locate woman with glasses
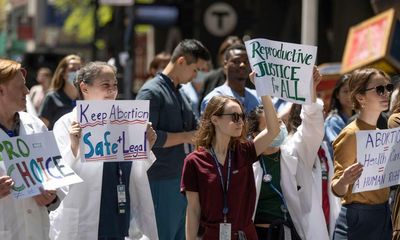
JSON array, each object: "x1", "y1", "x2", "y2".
[
  {"x1": 332, "y1": 68, "x2": 393, "y2": 240},
  {"x1": 49, "y1": 62, "x2": 158, "y2": 240},
  {"x1": 181, "y1": 73, "x2": 280, "y2": 240},
  {"x1": 39, "y1": 55, "x2": 82, "y2": 130},
  {"x1": 0, "y1": 59, "x2": 58, "y2": 240}
]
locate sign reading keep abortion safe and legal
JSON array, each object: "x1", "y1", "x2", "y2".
[
  {"x1": 353, "y1": 127, "x2": 400, "y2": 193},
  {"x1": 0, "y1": 132, "x2": 83, "y2": 199},
  {"x1": 77, "y1": 100, "x2": 150, "y2": 162},
  {"x1": 245, "y1": 38, "x2": 317, "y2": 104}
]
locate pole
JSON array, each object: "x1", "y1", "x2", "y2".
[
  {"x1": 301, "y1": 0, "x2": 318, "y2": 45},
  {"x1": 92, "y1": 0, "x2": 99, "y2": 60}
]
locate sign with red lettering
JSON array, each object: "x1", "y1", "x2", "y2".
[{"x1": 0, "y1": 132, "x2": 83, "y2": 199}]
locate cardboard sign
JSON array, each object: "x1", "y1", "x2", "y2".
[
  {"x1": 353, "y1": 127, "x2": 400, "y2": 193},
  {"x1": 0, "y1": 132, "x2": 83, "y2": 199},
  {"x1": 245, "y1": 38, "x2": 317, "y2": 104},
  {"x1": 77, "y1": 100, "x2": 150, "y2": 162}
]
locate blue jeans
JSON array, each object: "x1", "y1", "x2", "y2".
[
  {"x1": 150, "y1": 178, "x2": 187, "y2": 240},
  {"x1": 333, "y1": 202, "x2": 392, "y2": 240}
]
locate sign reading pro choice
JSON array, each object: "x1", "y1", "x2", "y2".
[
  {"x1": 0, "y1": 132, "x2": 82, "y2": 199},
  {"x1": 353, "y1": 127, "x2": 400, "y2": 193},
  {"x1": 245, "y1": 38, "x2": 317, "y2": 103},
  {"x1": 78, "y1": 100, "x2": 150, "y2": 162}
]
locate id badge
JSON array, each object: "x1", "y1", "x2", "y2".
[
  {"x1": 219, "y1": 223, "x2": 231, "y2": 240},
  {"x1": 117, "y1": 184, "x2": 126, "y2": 214},
  {"x1": 284, "y1": 225, "x2": 292, "y2": 240}
]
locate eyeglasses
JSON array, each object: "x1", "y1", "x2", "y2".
[
  {"x1": 365, "y1": 83, "x2": 394, "y2": 96},
  {"x1": 216, "y1": 112, "x2": 246, "y2": 123}
]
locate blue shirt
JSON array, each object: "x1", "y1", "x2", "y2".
[
  {"x1": 136, "y1": 73, "x2": 197, "y2": 180},
  {"x1": 98, "y1": 162, "x2": 132, "y2": 239},
  {"x1": 200, "y1": 84, "x2": 260, "y2": 114},
  {"x1": 324, "y1": 110, "x2": 348, "y2": 157}
]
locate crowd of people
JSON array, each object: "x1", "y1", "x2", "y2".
[{"x1": 0, "y1": 36, "x2": 399, "y2": 240}]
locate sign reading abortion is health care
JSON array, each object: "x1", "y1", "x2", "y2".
[
  {"x1": 77, "y1": 100, "x2": 149, "y2": 162},
  {"x1": 245, "y1": 38, "x2": 317, "y2": 104},
  {"x1": 0, "y1": 132, "x2": 83, "y2": 199},
  {"x1": 353, "y1": 127, "x2": 400, "y2": 193}
]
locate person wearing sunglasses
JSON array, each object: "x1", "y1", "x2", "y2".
[
  {"x1": 0, "y1": 59, "x2": 59, "y2": 240},
  {"x1": 181, "y1": 72, "x2": 280, "y2": 239},
  {"x1": 332, "y1": 68, "x2": 393, "y2": 240}
]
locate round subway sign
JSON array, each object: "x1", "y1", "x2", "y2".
[{"x1": 203, "y1": 2, "x2": 237, "y2": 37}]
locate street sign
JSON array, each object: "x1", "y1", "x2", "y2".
[{"x1": 204, "y1": 2, "x2": 237, "y2": 37}]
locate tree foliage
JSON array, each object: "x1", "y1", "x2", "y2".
[{"x1": 53, "y1": 0, "x2": 113, "y2": 43}]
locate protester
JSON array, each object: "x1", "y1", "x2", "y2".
[
  {"x1": 0, "y1": 59, "x2": 58, "y2": 240},
  {"x1": 200, "y1": 36, "x2": 243, "y2": 101},
  {"x1": 181, "y1": 60, "x2": 212, "y2": 119},
  {"x1": 248, "y1": 67, "x2": 333, "y2": 240},
  {"x1": 331, "y1": 68, "x2": 393, "y2": 240},
  {"x1": 181, "y1": 72, "x2": 280, "y2": 239},
  {"x1": 148, "y1": 52, "x2": 171, "y2": 79},
  {"x1": 29, "y1": 67, "x2": 52, "y2": 113},
  {"x1": 324, "y1": 74, "x2": 354, "y2": 156},
  {"x1": 201, "y1": 44, "x2": 260, "y2": 114},
  {"x1": 136, "y1": 39, "x2": 210, "y2": 240},
  {"x1": 39, "y1": 55, "x2": 82, "y2": 130},
  {"x1": 49, "y1": 61, "x2": 158, "y2": 240}
]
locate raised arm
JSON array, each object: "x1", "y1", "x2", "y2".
[{"x1": 251, "y1": 72, "x2": 280, "y2": 156}]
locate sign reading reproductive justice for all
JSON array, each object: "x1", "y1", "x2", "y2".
[
  {"x1": 0, "y1": 132, "x2": 83, "y2": 199},
  {"x1": 245, "y1": 38, "x2": 317, "y2": 104},
  {"x1": 353, "y1": 127, "x2": 400, "y2": 193},
  {"x1": 77, "y1": 100, "x2": 150, "y2": 162}
]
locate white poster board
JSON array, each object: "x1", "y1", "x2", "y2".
[
  {"x1": 353, "y1": 127, "x2": 400, "y2": 193},
  {"x1": 77, "y1": 100, "x2": 150, "y2": 162},
  {"x1": 0, "y1": 131, "x2": 83, "y2": 199},
  {"x1": 245, "y1": 38, "x2": 317, "y2": 104}
]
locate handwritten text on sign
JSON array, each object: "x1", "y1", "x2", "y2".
[
  {"x1": 0, "y1": 132, "x2": 83, "y2": 199},
  {"x1": 245, "y1": 38, "x2": 317, "y2": 104},
  {"x1": 353, "y1": 127, "x2": 400, "y2": 193},
  {"x1": 77, "y1": 100, "x2": 149, "y2": 162}
]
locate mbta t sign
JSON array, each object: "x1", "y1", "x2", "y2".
[{"x1": 203, "y1": 2, "x2": 237, "y2": 37}]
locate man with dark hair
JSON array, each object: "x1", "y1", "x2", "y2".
[
  {"x1": 136, "y1": 39, "x2": 210, "y2": 240},
  {"x1": 201, "y1": 43, "x2": 260, "y2": 114}
]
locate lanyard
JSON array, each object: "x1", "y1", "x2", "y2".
[
  {"x1": 210, "y1": 147, "x2": 232, "y2": 223},
  {"x1": 259, "y1": 156, "x2": 288, "y2": 221}
]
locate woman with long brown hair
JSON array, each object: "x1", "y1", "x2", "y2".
[{"x1": 181, "y1": 73, "x2": 280, "y2": 239}]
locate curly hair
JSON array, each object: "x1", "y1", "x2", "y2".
[
  {"x1": 247, "y1": 105, "x2": 264, "y2": 138},
  {"x1": 194, "y1": 95, "x2": 247, "y2": 149}
]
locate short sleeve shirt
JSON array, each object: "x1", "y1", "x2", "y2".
[
  {"x1": 181, "y1": 141, "x2": 258, "y2": 235},
  {"x1": 39, "y1": 90, "x2": 75, "y2": 130}
]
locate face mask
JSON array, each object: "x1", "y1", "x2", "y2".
[
  {"x1": 192, "y1": 71, "x2": 206, "y2": 84},
  {"x1": 269, "y1": 123, "x2": 288, "y2": 147},
  {"x1": 67, "y1": 71, "x2": 77, "y2": 85}
]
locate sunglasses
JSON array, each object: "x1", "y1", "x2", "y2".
[
  {"x1": 216, "y1": 112, "x2": 246, "y2": 123},
  {"x1": 365, "y1": 83, "x2": 394, "y2": 96}
]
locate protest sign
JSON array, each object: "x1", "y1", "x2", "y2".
[
  {"x1": 353, "y1": 127, "x2": 400, "y2": 193},
  {"x1": 77, "y1": 100, "x2": 149, "y2": 162},
  {"x1": 245, "y1": 38, "x2": 317, "y2": 104},
  {"x1": 0, "y1": 131, "x2": 83, "y2": 199}
]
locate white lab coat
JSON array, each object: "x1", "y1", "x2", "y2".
[
  {"x1": 0, "y1": 112, "x2": 52, "y2": 240},
  {"x1": 253, "y1": 100, "x2": 331, "y2": 240},
  {"x1": 49, "y1": 111, "x2": 158, "y2": 240}
]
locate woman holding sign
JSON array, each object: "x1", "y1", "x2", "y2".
[
  {"x1": 181, "y1": 72, "x2": 280, "y2": 240},
  {"x1": 248, "y1": 67, "x2": 332, "y2": 240},
  {"x1": 331, "y1": 68, "x2": 393, "y2": 240},
  {"x1": 49, "y1": 61, "x2": 158, "y2": 240},
  {"x1": 0, "y1": 59, "x2": 58, "y2": 240}
]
